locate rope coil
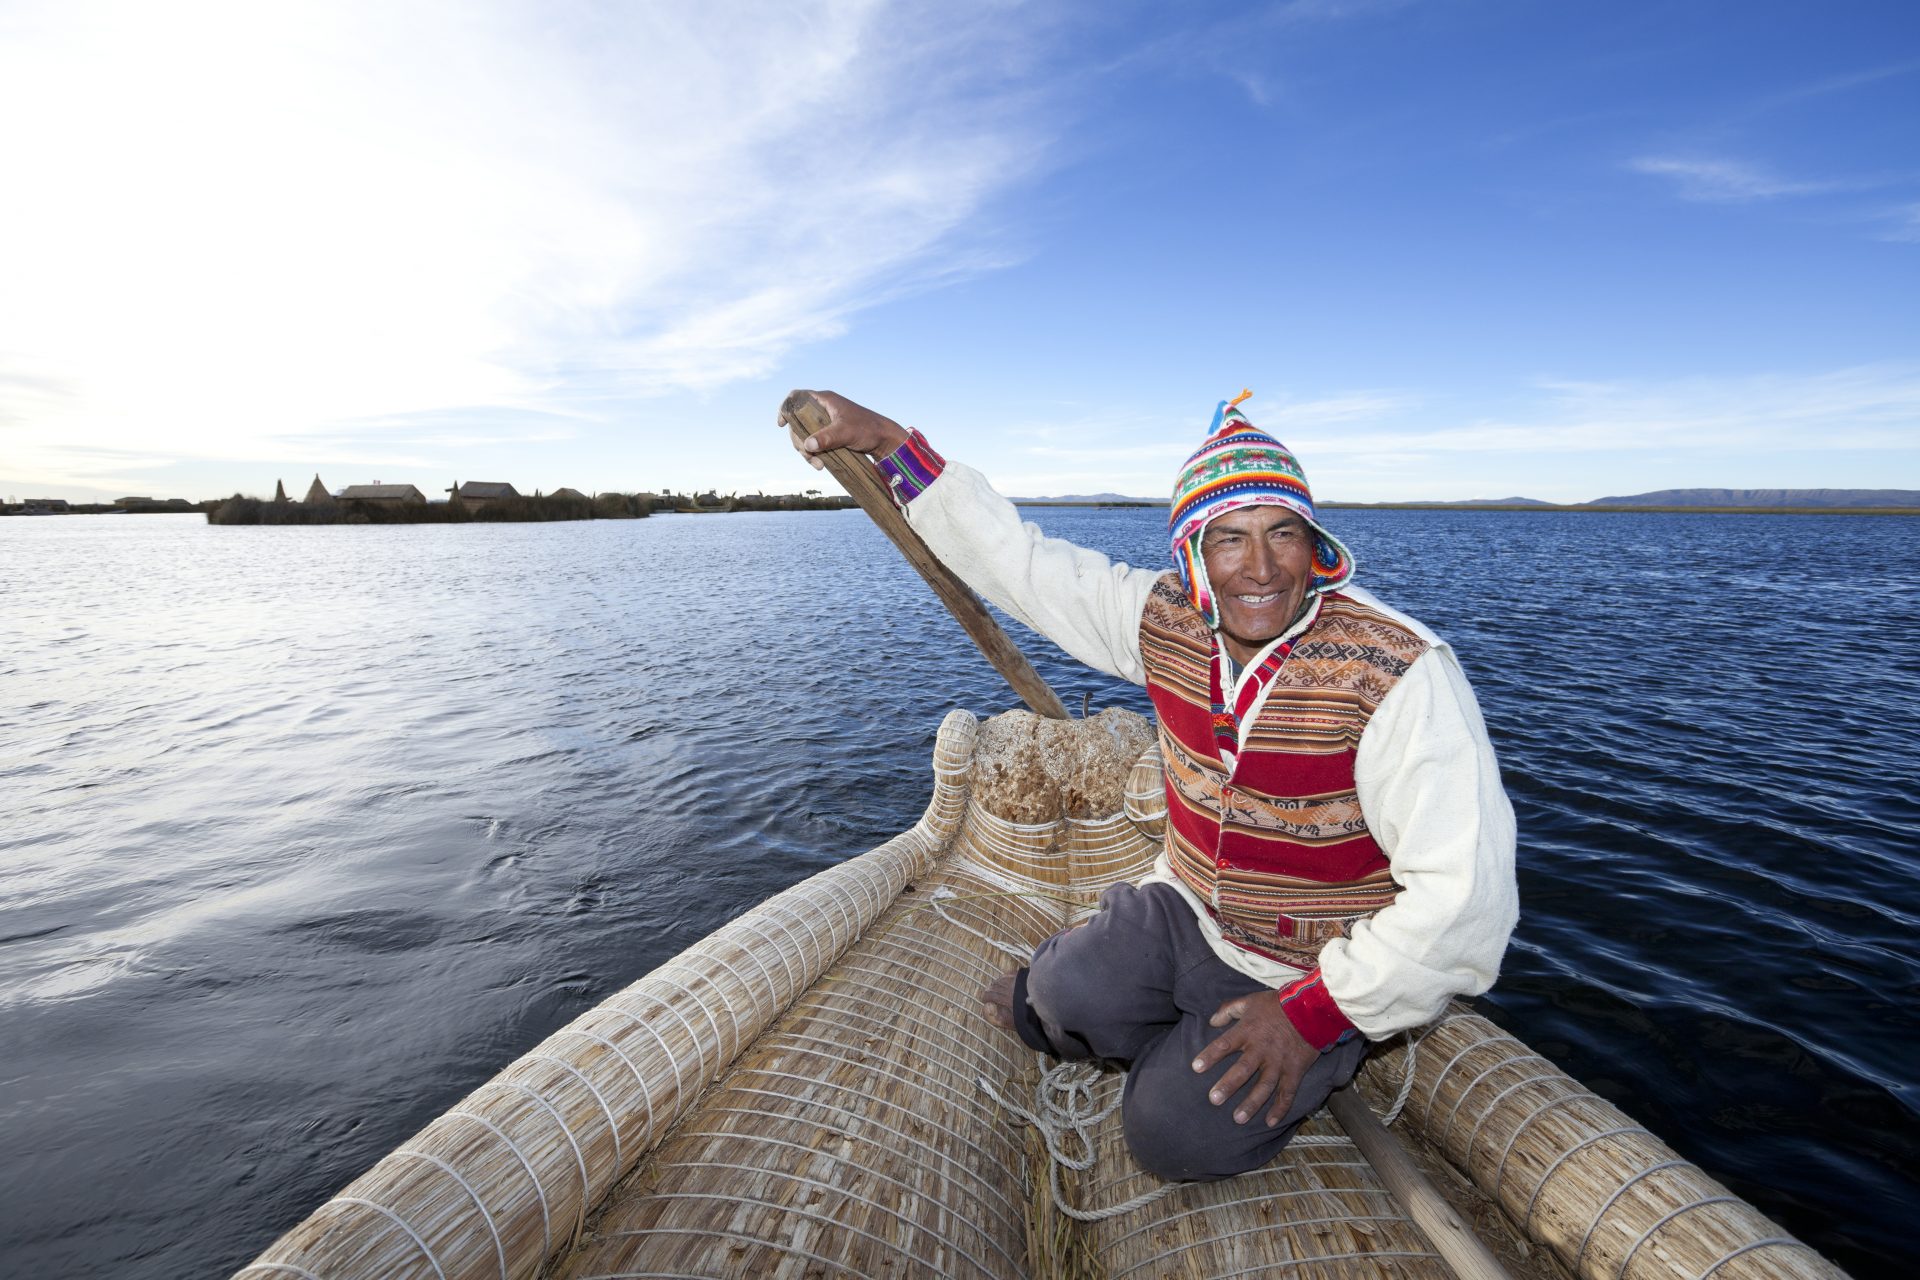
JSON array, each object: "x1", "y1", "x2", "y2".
[
  {"x1": 929, "y1": 886, "x2": 1363, "y2": 1223},
  {"x1": 981, "y1": 1062, "x2": 1177, "y2": 1222}
]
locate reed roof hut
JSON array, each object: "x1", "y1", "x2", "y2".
[
  {"x1": 304, "y1": 475, "x2": 334, "y2": 505},
  {"x1": 338, "y1": 483, "x2": 427, "y2": 505},
  {"x1": 450, "y1": 480, "x2": 519, "y2": 504}
]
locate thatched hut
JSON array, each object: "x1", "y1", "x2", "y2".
[
  {"x1": 337, "y1": 484, "x2": 427, "y2": 506},
  {"x1": 449, "y1": 480, "x2": 519, "y2": 511}
]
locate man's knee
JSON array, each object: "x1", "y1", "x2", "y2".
[
  {"x1": 1121, "y1": 1081, "x2": 1284, "y2": 1182},
  {"x1": 1023, "y1": 904, "x2": 1172, "y2": 1045},
  {"x1": 1120, "y1": 1035, "x2": 1367, "y2": 1182}
]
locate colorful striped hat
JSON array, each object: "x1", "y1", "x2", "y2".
[{"x1": 1170, "y1": 392, "x2": 1355, "y2": 628}]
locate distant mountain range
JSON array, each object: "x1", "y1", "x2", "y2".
[
  {"x1": 1581, "y1": 488, "x2": 1920, "y2": 508},
  {"x1": 1011, "y1": 492, "x2": 1164, "y2": 504},
  {"x1": 1343, "y1": 488, "x2": 1920, "y2": 509},
  {"x1": 1422, "y1": 496, "x2": 1556, "y2": 507}
]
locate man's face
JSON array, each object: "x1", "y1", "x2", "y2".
[{"x1": 1199, "y1": 505, "x2": 1315, "y2": 664}]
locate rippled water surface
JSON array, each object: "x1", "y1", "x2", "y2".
[{"x1": 3, "y1": 509, "x2": 1916, "y2": 1277}]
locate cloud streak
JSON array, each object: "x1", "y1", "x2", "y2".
[
  {"x1": 1294, "y1": 365, "x2": 1920, "y2": 460},
  {"x1": 1627, "y1": 155, "x2": 1836, "y2": 203},
  {"x1": 981, "y1": 367, "x2": 1920, "y2": 502},
  {"x1": 1880, "y1": 204, "x2": 1920, "y2": 243}
]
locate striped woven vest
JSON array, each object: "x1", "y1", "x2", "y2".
[{"x1": 1138, "y1": 572, "x2": 1429, "y2": 970}]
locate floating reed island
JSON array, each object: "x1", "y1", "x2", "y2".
[
  {"x1": 236, "y1": 707, "x2": 1848, "y2": 1280},
  {"x1": 206, "y1": 475, "x2": 856, "y2": 525}
]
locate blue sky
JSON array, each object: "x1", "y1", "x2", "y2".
[{"x1": 2, "y1": 0, "x2": 1916, "y2": 504}]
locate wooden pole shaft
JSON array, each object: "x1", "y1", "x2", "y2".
[
  {"x1": 1326, "y1": 1088, "x2": 1516, "y2": 1280},
  {"x1": 780, "y1": 391, "x2": 1071, "y2": 720}
]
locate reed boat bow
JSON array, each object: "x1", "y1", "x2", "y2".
[{"x1": 239, "y1": 708, "x2": 1846, "y2": 1280}]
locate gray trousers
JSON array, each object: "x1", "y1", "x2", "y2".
[{"x1": 1010, "y1": 882, "x2": 1366, "y2": 1182}]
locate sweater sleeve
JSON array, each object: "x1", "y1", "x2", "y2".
[
  {"x1": 898, "y1": 455, "x2": 1162, "y2": 687},
  {"x1": 1316, "y1": 645, "x2": 1519, "y2": 1039}
]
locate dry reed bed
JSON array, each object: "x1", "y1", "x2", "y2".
[
  {"x1": 551, "y1": 864, "x2": 1058, "y2": 1279},
  {"x1": 1084, "y1": 1101, "x2": 1452, "y2": 1280},
  {"x1": 548, "y1": 709, "x2": 1159, "y2": 1278}
]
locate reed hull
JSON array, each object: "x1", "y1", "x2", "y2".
[{"x1": 238, "y1": 709, "x2": 1846, "y2": 1280}]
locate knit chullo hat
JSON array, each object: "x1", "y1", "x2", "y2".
[{"x1": 1169, "y1": 391, "x2": 1355, "y2": 628}]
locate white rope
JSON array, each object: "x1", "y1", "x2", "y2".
[
  {"x1": 928, "y1": 885, "x2": 1051, "y2": 964},
  {"x1": 1617, "y1": 1196, "x2": 1739, "y2": 1280},
  {"x1": 1375, "y1": 1010, "x2": 1472, "y2": 1127},
  {"x1": 982, "y1": 1057, "x2": 1352, "y2": 1225},
  {"x1": 332, "y1": 1197, "x2": 448, "y2": 1280},
  {"x1": 979, "y1": 1060, "x2": 1177, "y2": 1221},
  {"x1": 983, "y1": 1061, "x2": 1112, "y2": 1172},
  {"x1": 1575, "y1": 1158, "x2": 1688, "y2": 1272},
  {"x1": 389, "y1": 1148, "x2": 510, "y2": 1280},
  {"x1": 932, "y1": 888, "x2": 1349, "y2": 1223},
  {"x1": 928, "y1": 888, "x2": 1168, "y2": 1220},
  {"x1": 1381, "y1": 1027, "x2": 1421, "y2": 1125},
  {"x1": 1697, "y1": 1237, "x2": 1807, "y2": 1279}
]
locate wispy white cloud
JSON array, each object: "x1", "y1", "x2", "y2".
[
  {"x1": 1740, "y1": 57, "x2": 1920, "y2": 117},
  {"x1": 1258, "y1": 390, "x2": 1421, "y2": 428},
  {"x1": 1295, "y1": 365, "x2": 1920, "y2": 461},
  {"x1": 987, "y1": 388, "x2": 1420, "y2": 497},
  {"x1": 1100, "y1": 0, "x2": 1414, "y2": 102},
  {"x1": 1879, "y1": 203, "x2": 1920, "y2": 243},
  {"x1": 1272, "y1": 0, "x2": 1420, "y2": 23},
  {"x1": 0, "y1": 0, "x2": 1067, "y2": 491},
  {"x1": 975, "y1": 367, "x2": 1920, "y2": 503},
  {"x1": 1010, "y1": 389, "x2": 1416, "y2": 464},
  {"x1": 1627, "y1": 155, "x2": 1835, "y2": 202}
]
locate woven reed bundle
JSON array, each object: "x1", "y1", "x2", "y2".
[
  {"x1": 235, "y1": 712, "x2": 981, "y2": 1280},
  {"x1": 546, "y1": 709, "x2": 1158, "y2": 1279},
  {"x1": 1077, "y1": 1088, "x2": 1453, "y2": 1280},
  {"x1": 551, "y1": 862, "x2": 1058, "y2": 1279},
  {"x1": 1355, "y1": 1010, "x2": 1845, "y2": 1280}
]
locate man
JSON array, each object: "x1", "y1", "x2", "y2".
[{"x1": 792, "y1": 389, "x2": 1518, "y2": 1182}]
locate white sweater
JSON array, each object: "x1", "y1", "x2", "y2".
[{"x1": 907, "y1": 461, "x2": 1520, "y2": 1039}]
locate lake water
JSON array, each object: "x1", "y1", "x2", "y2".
[{"x1": 2, "y1": 508, "x2": 1916, "y2": 1278}]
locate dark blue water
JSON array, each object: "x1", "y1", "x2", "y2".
[{"x1": 1, "y1": 509, "x2": 1914, "y2": 1277}]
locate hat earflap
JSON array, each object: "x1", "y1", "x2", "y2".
[{"x1": 1177, "y1": 530, "x2": 1221, "y2": 630}]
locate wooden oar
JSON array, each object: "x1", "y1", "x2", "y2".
[
  {"x1": 781, "y1": 386, "x2": 1513, "y2": 1280},
  {"x1": 780, "y1": 390, "x2": 1070, "y2": 720},
  {"x1": 1328, "y1": 1088, "x2": 1515, "y2": 1280}
]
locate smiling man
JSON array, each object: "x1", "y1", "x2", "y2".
[{"x1": 792, "y1": 390, "x2": 1518, "y2": 1182}]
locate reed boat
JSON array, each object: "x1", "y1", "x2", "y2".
[{"x1": 237, "y1": 705, "x2": 1849, "y2": 1280}]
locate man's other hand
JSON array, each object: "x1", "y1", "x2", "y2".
[
  {"x1": 782, "y1": 390, "x2": 911, "y2": 469},
  {"x1": 1191, "y1": 992, "x2": 1320, "y2": 1127}
]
